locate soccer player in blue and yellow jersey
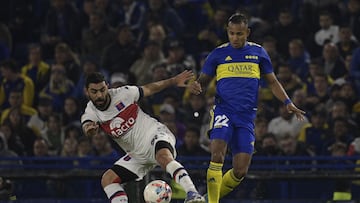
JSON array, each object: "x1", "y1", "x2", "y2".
[
  {"x1": 188, "y1": 13, "x2": 306, "y2": 203},
  {"x1": 0, "y1": 59, "x2": 35, "y2": 109}
]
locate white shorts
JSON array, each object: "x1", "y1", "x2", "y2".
[{"x1": 114, "y1": 126, "x2": 177, "y2": 180}]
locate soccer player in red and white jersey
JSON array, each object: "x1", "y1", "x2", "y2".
[{"x1": 81, "y1": 71, "x2": 205, "y2": 203}]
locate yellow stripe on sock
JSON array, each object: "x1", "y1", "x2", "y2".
[
  {"x1": 229, "y1": 169, "x2": 243, "y2": 182},
  {"x1": 209, "y1": 161, "x2": 223, "y2": 171}
]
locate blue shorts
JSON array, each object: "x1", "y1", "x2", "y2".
[{"x1": 209, "y1": 106, "x2": 255, "y2": 155}]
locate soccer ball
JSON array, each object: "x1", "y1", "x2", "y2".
[{"x1": 143, "y1": 179, "x2": 172, "y2": 203}]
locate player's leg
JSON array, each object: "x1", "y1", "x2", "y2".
[
  {"x1": 219, "y1": 153, "x2": 250, "y2": 198},
  {"x1": 207, "y1": 139, "x2": 227, "y2": 203},
  {"x1": 155, "y1": 141, "x2": 205, "y2": 203},
  {"x1": 206, "y1": 108, "x2": 232, "y2": 203},
  {"x1": 219, "y1": 127, "x2": 254, "y2": 198},
  {"x1": 101, "y1": 156, "x2": 139, "y2": 203}
]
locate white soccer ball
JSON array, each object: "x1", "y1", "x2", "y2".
[{"x1": 143, "y1": 180, "x2": 172, "y2": 203}]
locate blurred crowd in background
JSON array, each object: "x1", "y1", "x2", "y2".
[{"x1": 0, "y1": 0, "x2": 359, "y2": 167}]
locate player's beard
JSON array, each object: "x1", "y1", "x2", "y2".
[{"x1": 93, "y1": 94, "x2": 110, "y2": 110}]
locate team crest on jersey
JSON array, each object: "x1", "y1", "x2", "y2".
[{"x1": 116, "y1": 102, "x2": 125, "y2": 111}]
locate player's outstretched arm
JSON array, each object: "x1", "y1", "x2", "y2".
[
  {"x1": 264, "y1": 72, "x2": 306, "y2": 121},
  {"x1": 141, "y1": 70, "x2": 194, "y2": 97}
]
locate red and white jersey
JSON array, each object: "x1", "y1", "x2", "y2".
[{"x1": 81, "y1": 86, "x2": 172, "y2": 158}]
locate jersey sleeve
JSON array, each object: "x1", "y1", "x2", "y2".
[
  {"x1": 201, "y1": 50, "x2": 218, "y2": 77},
  {"x1": 259, "y1": 47, "x2": 274, "y2": 75},
  {"x1": 113, "y1": 85, "x2": 143, "y2": 102},
  {"x1": 81, "y1": 106, "x2": 98, "y2": 125}
]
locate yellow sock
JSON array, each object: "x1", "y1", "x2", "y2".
[
  {"x1": 207, "y1": 162, "x2": 223, "y2": 203},
  {"x1": 333, "y1": 191, "x2": 352, "y2": 200},
  {"x1": 220, "y1": 169, "x2": 243, "y2": 198}
]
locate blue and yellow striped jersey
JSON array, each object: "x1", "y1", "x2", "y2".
[{"x1": 202, "y1": 42, "x2": 273, "y2": 121}]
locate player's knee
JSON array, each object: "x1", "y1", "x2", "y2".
[
  {"x1": 211, "y1": 151, "x2": 226, "y2": 163},
  {"x1": 101, "y1": 169, "x2": 119, "y2": 187},
  {"x1": 155, "y1": 149, "x2": 174, "y2": 169},
  {"x1": 155, "y1": 141, "x2": 175, "y2": 169},
  {"x1": 233, "y1": 167, "x2": 248, "y2": 179}
]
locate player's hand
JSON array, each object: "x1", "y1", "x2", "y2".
[
  {"x1": 83, "y1": 121, "x2": 99, "y2": 137},
  {"x1": 173, "y1": 70, "x2": 194, "y2": 87},
  {"x1": 286, "y1": 103, "x2": 306, "y2": 121},
  {"x1": 188, "y1": 81, "x2": 202, "y2": 95}
]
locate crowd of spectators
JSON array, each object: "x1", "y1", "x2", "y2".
[{"x1": 0, "y1": 0, "x2": 359, "y2": 171}]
